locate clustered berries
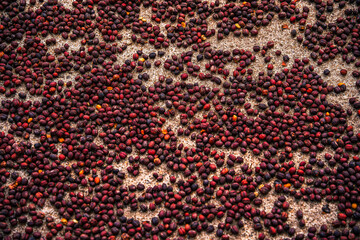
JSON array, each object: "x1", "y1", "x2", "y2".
[{"x1": 0, "y1": 0, "x2": 360, "y2": 240}]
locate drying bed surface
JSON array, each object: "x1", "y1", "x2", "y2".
[{"x1": 0, "y1": 0, "x2": 360, "y2": 239}]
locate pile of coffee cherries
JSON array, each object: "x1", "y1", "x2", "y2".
[{"x1": 0, "y1": 0, "x2": 360, "y2": 239}]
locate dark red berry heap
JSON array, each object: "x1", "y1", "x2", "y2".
[{"x1": 1, "y1": 0, "x2": 360, "y2": 240}]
